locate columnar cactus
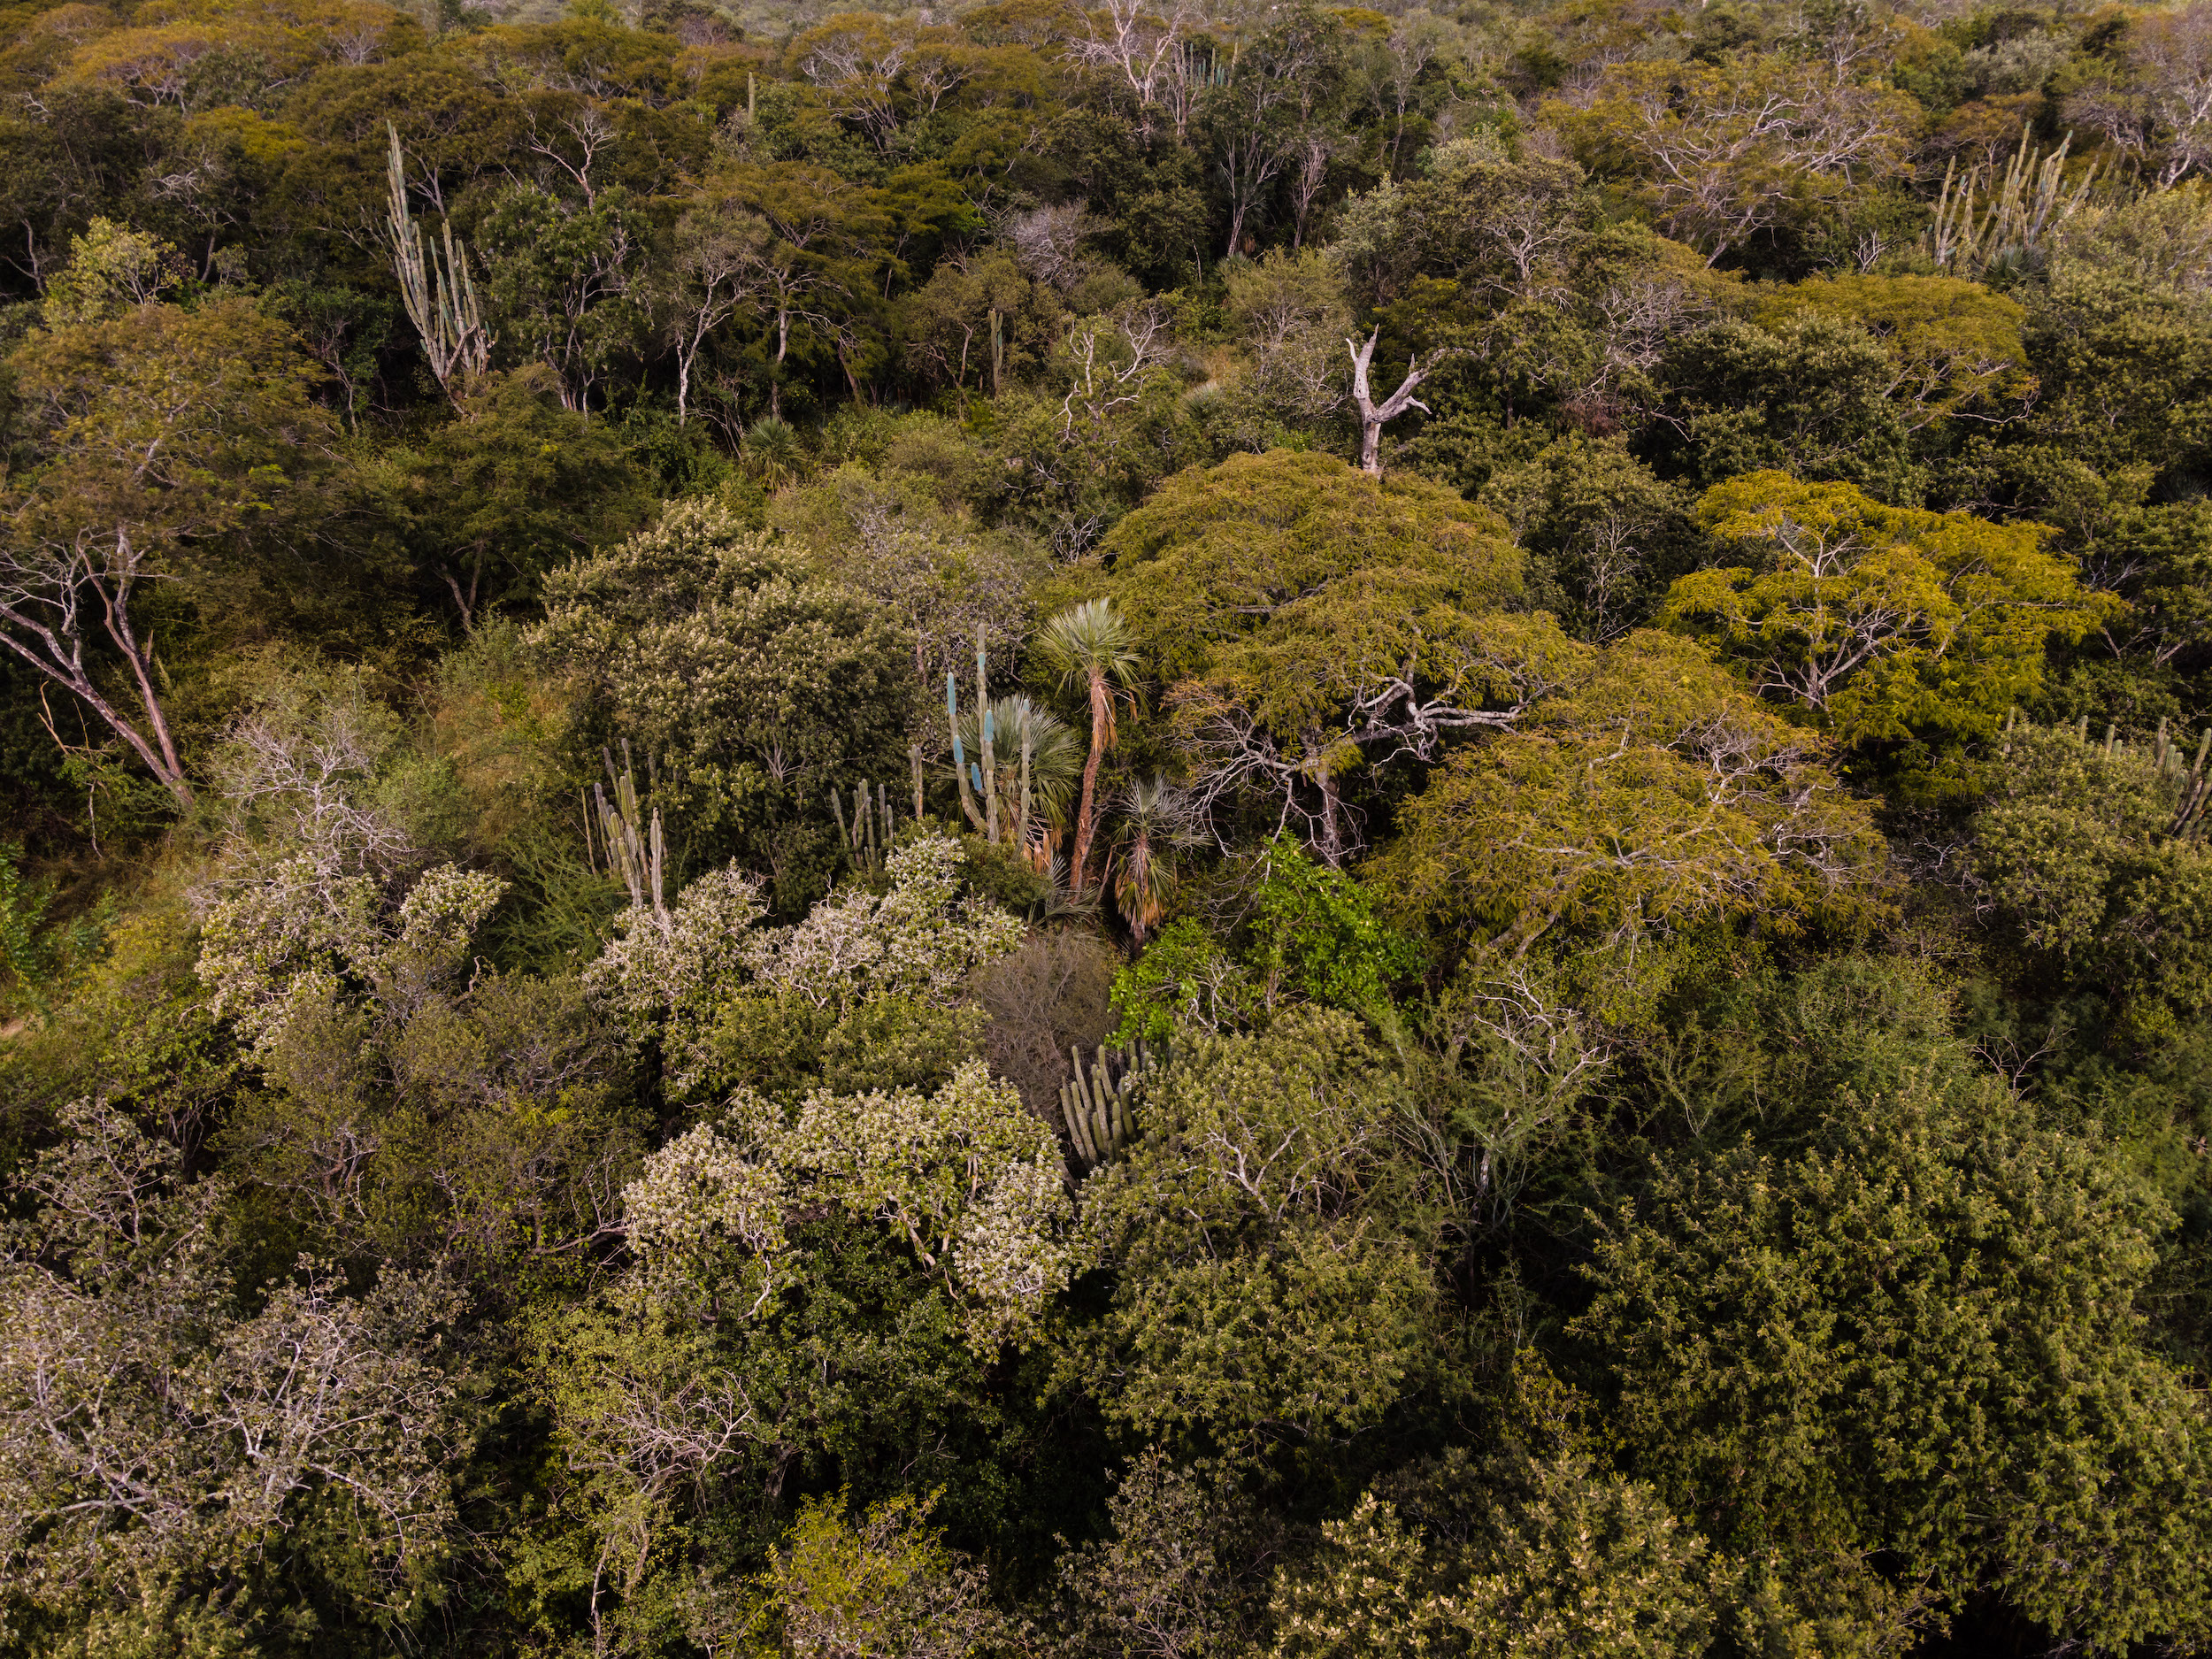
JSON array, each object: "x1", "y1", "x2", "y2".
[
  {"x1": 829, "y1": 780, "x2": 895, "y2": 878},
  {"x1": 595, "y1": 744, "x2": 667, "y2": 929},
  {"x1": 1060, "y1": 1037, "x2": 1168, "y2": 1175}
]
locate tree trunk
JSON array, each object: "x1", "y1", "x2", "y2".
[
  {"x1": 1347, "y1": 330, "x2": 1435, "y2": 479},
  {"x1": 1306, "y1": 728, "x2": 1342, "y2": 866},
  {"x1": 3, "y1": 600, "x2": 195, "y2": 810},
  {"x1": 99, "y1": 565, "x2": 190, "y2": 801},
  {"x1": 1071, "y1": 667, "x2": 1109, "y2": 894}
]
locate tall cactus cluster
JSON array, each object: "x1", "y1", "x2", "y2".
[
  {"x1": 589, "y1": 743, "x2": 668, "y2": 928},
  {"x1": 1060, "y1": 1037, "x2": 1168, "y2": 1175},
  {"x1": 2151, "y1": 718, "x2": 2212, "y2": 838},
  {"x1": 1925, "y1": 127, "x2": 2093, "y2": 279},
  {"x1": 829, "y1": 780, "x2": 897, "y2": 878},
  {"x1": 384, "y1": 123, "x2": 489, "y2": 397}
]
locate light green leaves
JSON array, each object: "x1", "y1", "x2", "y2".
[{"x1": 1669, "y1": 471, "x2": 2111, "y2": 750}]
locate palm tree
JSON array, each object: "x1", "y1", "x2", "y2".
[
  {"x1": 1106, "y1": 775, "x2": 1197, "y2": 942},
  {"x1": 1036, "y1": 599, "x2": 1141, "y2": 895}
]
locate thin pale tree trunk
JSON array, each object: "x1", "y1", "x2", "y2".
[{"x1": 1071, "y1": 667, "x2": 1110, "y2": 894}]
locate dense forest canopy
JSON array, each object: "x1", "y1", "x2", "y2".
[{"x1": 5, "y1": 0, "x2": 2212, "y2": 1651}]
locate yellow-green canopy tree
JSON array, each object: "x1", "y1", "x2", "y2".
[
  {"x1": 1097, "y1": 448, "x2": 1578, "y2": 863},
  {"x1": 1749, "y1": 273, "x2": 2033, "y2": 431},
  {"x1": 1373, "y1": 630, "x2": 1882, "y2": 968},
  {"x1": 1663, "y1": 471, "x2": 2112, "y2": 750}
]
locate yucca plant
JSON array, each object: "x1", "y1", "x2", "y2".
[
  {"x1": 1105, "y1": 775, "x2": 1199, "y2": 942},
  {"x1": 741, "y1": 416, "x2": 805, "y2": 491},
  {"x1": 1035, "y1": 599, "x2": 1141, "y2": 895}
]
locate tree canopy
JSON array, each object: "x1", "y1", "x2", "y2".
[{"x1": 8, "y1": 0, "x2": 2212, "y2": 1654}]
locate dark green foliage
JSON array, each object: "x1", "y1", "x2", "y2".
[
  {"x1": 1578, "y1": 1071, "x2": 2212, "y2": 1652},
  {"x1": 10, "y1": 2, "x2": 2212, "y2": 1654},
  {"x1": 530, "y1": 501, "x2": 914, "y2": 907}
]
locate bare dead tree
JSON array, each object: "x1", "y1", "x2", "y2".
[
  {"x1": 0, "y1": 527, "x2": 195, "y2": 808},
  {"x1": 1069, "y1": 0, "x2": 1197, "y2": 135},
  {"x1": 1347, "y1": 329, "x2": 1439, "y2": 477}
]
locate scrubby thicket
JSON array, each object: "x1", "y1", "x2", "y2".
[{"x1": 13, "y1": 0, "x2": 2212, "y2": 1651}]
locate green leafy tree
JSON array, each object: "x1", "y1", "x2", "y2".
[
  {"x1": 477, "y1": 182, "x2": 653, "y2": 411},
  {"x1": 1249, "y1": 836, "x2": 1421, "y2": 1019},
  {"x1": 1479, "y1": 435, "x2": 1693, "y2": 642},
  {"x1": 1971, "y1": 722, "x2": 2212, "y2": 1038},
  {"x1": 706, "y1": 161, "x2": 894, "y2": 420},
  {"x1": 1071, "y1": 1008, "x2": 1440, "y2": 1448},
  {"x1": 2017, "y1": 267, "x2": 2212, "y2": 483},
  {"x1": 0, "y1": 280, "x2": 336, "y2": 808},
  {"x1": 1656, "y1": 312, "x2": 1913, "y2": 495},
  {"x1": 1331, "y1": 131, "x2": 1592, "y2": 312},
  {"x1": 1666, "y1": 471, "x2": 2111, "y2": 752},
  {"x1": 1576, "y1": 1071, "x2": 2212, "y2": 1652},
  {"x1": 529, "y1": 501, "x2": 914, "y2": 903},
  {"x1": 361, "y1": 365, "x2": 653, "y2": 629}
]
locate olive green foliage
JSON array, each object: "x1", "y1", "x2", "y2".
[
  {"x1": 1102, "y1": 449, "x2": 1525, "y2": 687},
  {"x1": 1052, "y1": 1450, "x2": 1275, "y2": 1659},
  {"x1": 733, "y1": 1491, "x2": 1002, "y2": 1659},
  {"x1": 1071, "y1": 1010, "x2": 1439, "y2": 1448},
  {"x1": 11, "y1": 0, "x2": 2212, "y2": 1651},
  {"x1": 1578, "y1": 1071, "x2": 2212, "y2": 1652},
  {"x1": 1971, "y1": 724, "x2": 2212, "y2": 1034},
  {"x1": 526, "y1": 1060, "x2": 1069, "y2": 1645},
  {"x1": 1751, "y1": 273, "x2": 2032, "y2": 429},
  {"x1": 531, "y1": 501, "x2": 915, "y2": 905},
  {"x1": 770, "y1": 457, "x2": 1045, "y2": 731},
  {"x1": 1271, "y1": 1452, "x2": 1718, "y2": 1659},
  {"x1": 1099, "y1": 448, "x2": 1565, "y2": 860}
]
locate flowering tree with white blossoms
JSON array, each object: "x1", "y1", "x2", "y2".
[
  {"x1": 623, "y1": 1060, "x2": 1077, "y2": 1353},
  {"x1": 199, "y1": 860, "x2": 509, "y2": 1054},
  {"x1": 586, "y1": 832, "x2": 1025, "y2": 1094},
  {"x1": 536, "y1": 1060, "x2": 1079, "y2": 1625}
]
